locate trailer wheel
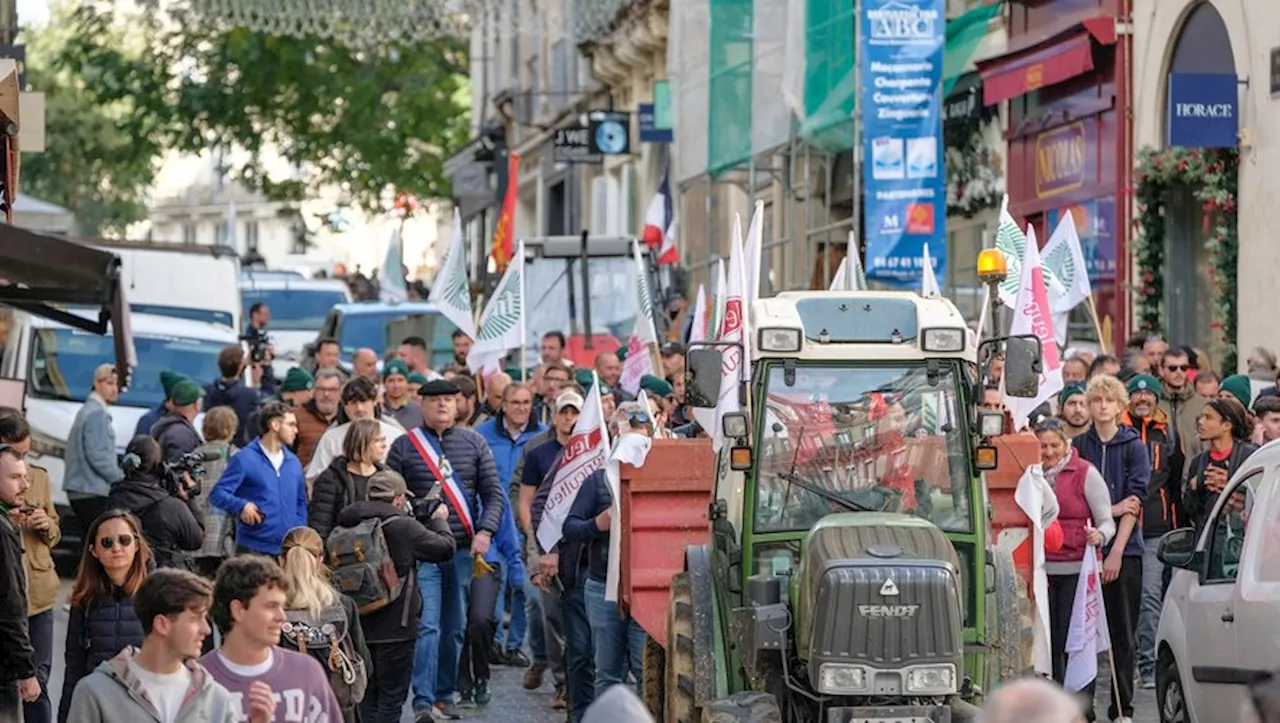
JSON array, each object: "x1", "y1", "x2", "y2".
[
  {"x1": 703, "y1": 691, "x2": 782, "y2": 723},
  {"x1": 642, "y1": 637, "x2": 665, "y2": 719},
  {"x1": 665, "y1": 572, "x2": 699, "y2": 723}
]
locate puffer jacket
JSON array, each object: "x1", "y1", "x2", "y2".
[
  {"x1": 107, "y1": 476, "x2": 203, "y2": 570},
  {"x1": 386, "y1": 424, "x2": 504, "y2": 543},
  {"x1": 308, "y1": 456, "x2": 386, "y2": 540},
  {"x1": 149, "y1": 412, "x2": 203, "y2": 464},
  {"x1": 58, "y1": 590, "x2": 144, "y2": 723}
]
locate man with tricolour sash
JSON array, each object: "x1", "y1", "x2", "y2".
[{"x1": 387, "y1": 378, "x2": 505, "y2": 722}]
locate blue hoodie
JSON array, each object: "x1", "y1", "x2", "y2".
[
  {"x1": 209, "y1": 438, "x2": 308, "y2": 555},
  {"x1": 475, "y1": 413, "x2": 546, "y2": 490},
  {"x1": 1072, "y1": 424, "x2": 1150, "y2": 557}
]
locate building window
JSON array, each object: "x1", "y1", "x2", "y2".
[
  {"x1": 291, "y1": 223, "x2": 309, "y2": 255},
  {"x1": 245, "y1": 221, "x2": 259, "y2": 252},
  {"x1": 215, "y1": 220, "x2": 231, "y2": 247},
  {"x1": 182, "y1": 223, "x2": 197, "y2": 245}
]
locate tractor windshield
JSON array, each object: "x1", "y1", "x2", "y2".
[{"x1": 753, "y1": 363, "x2": 973, "y2": 533}]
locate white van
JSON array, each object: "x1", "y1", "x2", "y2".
[
  {"x1": 91, "y1": 239, "x2": 243, "y2": 330},
  {"x1": 239, "y1": 275, "x2": 352, "y2": 379},
  {"x1": 1, "y1": 310, "x2": 237, "y2": 534}
]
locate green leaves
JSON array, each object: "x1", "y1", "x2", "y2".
[{"x1": 55, "y1": 1, "x2": 471, "y2": 213}]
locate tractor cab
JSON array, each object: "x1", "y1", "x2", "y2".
[{"x1": 669, "y1": 290, "x2": 1041, "y2": 723}]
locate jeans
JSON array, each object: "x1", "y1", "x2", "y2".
[
  {"x1": 562, "y1": 576, "x2": 595, "y2": 723},
  {"x1": 584, "y1": 577, "x2": 648, "y2": 698},
  {"x1": 1137, "y1": 541, "x2": 1168, "y2": 683},
  {"x1": 360, "y1": 639, "x2": 416, "y2": 723},
  {"x1": 525, "y1": 578, "x2": 547, "y2": 663},
  {"x1": 539, "y1": 584, "x2": 568, "y2": 687},
  {"x1": 23, "y1": 610, "x2": 52, "y2": 723},
  {"x1": 412, "y1": 548, "x2": 473, "y2": 710},
  {"x1": 459, "y1": 564, "x2": 502, "y2": 691}
]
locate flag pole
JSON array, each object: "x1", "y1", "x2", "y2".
[
  {"x1": 472, "y1": 291, "x2": 486, "y2": 397},
  {"x1": 1086, "y1": 294, "x2": 1109, "y2": 354}
]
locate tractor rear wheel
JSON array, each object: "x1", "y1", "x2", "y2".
[
  {"x1": 665, "y1": 572, "x2": 700, "y2": 723},
  {"x1": 642, "y1": 637, "x2": 665, "y2": 719}
]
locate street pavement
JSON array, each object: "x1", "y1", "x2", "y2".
[{"x1": 44, "y1": 580, "x2": 1154, "y2": 722}]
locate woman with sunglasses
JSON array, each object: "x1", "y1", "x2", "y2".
[
  {"x1": 277, "y1": 526, "x2": 369, "y2": 723},
  {"x1": 56, "y1": 509, "x2": 151, "y2": 723},
  {"x1": 1034, "y1": 418, "x2": 1115, "y2": 716}
]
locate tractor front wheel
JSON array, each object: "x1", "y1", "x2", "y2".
[{"x1": 665, "y1": 572, "x2": 700, "y2": 723}]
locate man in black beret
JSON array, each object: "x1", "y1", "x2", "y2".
[{"x1": 387, "y1": 377, "x2": 505, "y2": 721}]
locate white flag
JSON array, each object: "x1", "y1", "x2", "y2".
[
  {"x1": 711, "y1": 217, "x2": 749, "y2": 451},
  {"x1": 922, "y1": 243, "x2": 941, "y2": 298},
  {"x1": 993, "y1": 195, "x2": 1066, "y2": 310},
  {"x1": 744, "y1": 200, "x2": 764, "y2": 303},
  {"x1": 604, "y1": 431, "x2": 652, "y2": 602},
  {"x1": 1042, "y1": 210, "x2": 1093, "y2": 346},
  {"x1": 380, "y1": 226, "x2": 409, "y2": 303},
  {"x1": 1016, "y1": 464, "x2": 1060, "y2": 677},
  {"x1": 428, "y1": 208, "x2": 477, "y2": 339},
  {"x1": 830, "y1": 231, "x2": 867, "y2": 291},
  {"x1": 711, "y1": 258, "x2": 727, "y2": 339},
  {"x1": 689, "y1": 284, "x2": 709, "y2": 344},
  {"x1": 467, "y1": 240, "x2": 526, "y2": 373},
  {"x1": 1005, "y1": 225, "x2": 1064, "y2": 432},
  {"x1": 537, "y1": 376, "x2": 611, "y2": 553},
  {"x1": 1064, "y1": 544, "x2": 1111, "y2": 692},
  {"x1": 620, "y1": 242, "x2": 659, "y2": 393}
]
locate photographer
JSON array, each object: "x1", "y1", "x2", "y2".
[
  {"x1": 242, "y1": 301, "x2": 279, "y2": 391},
  {"x1": 107, "y1": 436, "x2": 203, "y2": 571},
  {"x1": 205, "y1": 344, "x2": 269, "y2": 448},
  {"x1": 149, "y1": 378, "x2": 204, "y2": 463}
]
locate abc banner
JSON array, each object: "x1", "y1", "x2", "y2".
[{"x1": 862, "y1": 0, "x2": 947, "y2": 287}]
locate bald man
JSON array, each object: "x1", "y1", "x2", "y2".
[
  {"x1": 353, "y1": 348, "x2": 379, "y2": 382},
  {"x1": 476, "y1": 372, "x2": 511, "y2": 425},
  {"x1": 981, "y1": 679, "x2": 1087, "y2": 723}
]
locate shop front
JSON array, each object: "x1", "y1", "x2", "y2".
[{"x1": 977, "y1": 2, "x2": 1130, "y2": 351}]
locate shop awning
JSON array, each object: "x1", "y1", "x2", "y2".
[
  {"x1": 977, "y1": 16, "x2": 1117, "y2": 106},
  {"x1": 0, "y1": 223, "x2": 135, "y2": 381}
]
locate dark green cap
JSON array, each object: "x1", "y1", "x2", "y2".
[
  {"x1": 159, "y1": 370, "x2": 185, "y2": 397},
  {"x1": 574, "y1": 368, "x2": 595, "y2": 389},
  {"x1": 615, "y1": 344, "x2": 629, "y2": 362},
  {"x1": 1126, "y1": 373, "x2": 1162, "y2": 398},
  {"x1": 383, "y1": 359, "x2": 410, "y2": 380},
  {"x1": 170, "y1": 379, "x2": 205, "y2": 407},
  {"x1": 639, "y1": 374, "x2": 672, "y2": 397},
  {"x1": 1220, "y1": 374, "x2": 1252, "y2": 409},
  {"x1": 281, "y1": 367, "x2": 315, "y2": 393},
  {"x1": 1058, "y1": 382, "x2": 1086, "y2": 408},
  {"x1": 408, "y1": 372, "x2": 430, "y2": 386}
]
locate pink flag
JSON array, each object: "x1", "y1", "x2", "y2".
[
  {"x1": 1064, "y1": 544, "x2": 1111, "y2": 691},
  {"x1": 1005, "y1": 226, "x2": 1064, "y2": 431}
]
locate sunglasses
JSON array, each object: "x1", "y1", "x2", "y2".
[
  {"x1": 1165, "y1": 364, "x2": 1190, "y2": 372},
  {"x1": 98, "y1": 534, "x2": 136, "y2": 550},
  {"x1": 624, "y1": 410, "x2": 652, "y2": 424}
]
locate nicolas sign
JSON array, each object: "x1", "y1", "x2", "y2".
[{"x1": 1167, "y1": 73, "x2": 1238, "y2": 148}]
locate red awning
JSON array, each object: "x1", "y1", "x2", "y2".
[{"x1": 977, "y1": 16, "x2": 1118, "y2": 106}]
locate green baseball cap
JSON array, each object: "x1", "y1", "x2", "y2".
[
  {"x1": 281, "y1": 367, "x2": 315, "y2": 393},
  {"x1": 639, "y1": 374, "x2": 673, "y2": 397},
  {"x1": 159, "y1": 370, "x2": 186, "y2": 397},
  {"x1": 170, "y1": 379, "x2": 205, "y2": 407},
  {"x1": 408, "y1": 372, "x2": 430, "y2": 386}
]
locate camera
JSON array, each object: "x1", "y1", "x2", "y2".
[
  {"x1": 241, "y1": 326, "x2": 274, "y2": 365},
  {"x1": 162, "y1": 450, "x2": 221, "y2": 498},
  {"x1": 409, "y1": 488, "x2": 445, "y2": 522}
]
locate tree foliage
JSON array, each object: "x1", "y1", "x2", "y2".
[
  {"x1": 58, "y1": 1, "x2": 471, "y2": 212},
  {"x1": 20, "y1": 10, "x2": 161, "y2": 236}
]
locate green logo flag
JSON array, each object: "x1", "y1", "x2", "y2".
[
  {"x1": 466, "y1": 240, "x2": 525, "y2": 373},
  {"x1": 428, "y1": 208, "x2": 477, "y2": 339}
]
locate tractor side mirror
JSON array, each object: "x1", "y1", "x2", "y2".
[
  {"x1": 686, "y1": 346, "x2": 724, "y2": 409},
  {"x1": 1003, "y1": 335, "x2": 1043, "y2": 398}
]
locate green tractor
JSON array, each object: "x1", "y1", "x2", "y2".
[{"x1": 640, "y1": 290, "x2": 1043, "y2": 723}]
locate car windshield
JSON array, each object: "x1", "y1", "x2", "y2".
[
  {"x1": 525, "y1": 256, "x2": 639, "y2": 351},
  {"x1": 338, "y1": 311, "x2": 459, "y2": 363},
  {"x1": 753, "y1": 363, "x2": 973, "y2": 533},
  {"x1": 29, "y1": 329, "x2": 226, "y2": 409},
  {"x1": 242, "y1": 288, "x2": 348, "y2": 331}
]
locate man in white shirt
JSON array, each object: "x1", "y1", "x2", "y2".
[
  {"x1": 67, "y1": 569, "x2": 239, "y2": 723},
  {"x1": 307, "y1": 376, "x2": 405, "y2": 481}
]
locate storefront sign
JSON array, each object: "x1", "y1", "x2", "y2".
[
  {"x1": 1167, "y1": 73, "x2": 1238, "y2": 148},
  {"x1": 1046, "y1": 196, "x2": 1115, "y2": 283},
  {"x1": 861, "y1": 0, "x2": 947, "y2": 287},
  {"x1": 638, "y1": 103, "x2": 672, "y2": 143},
  {"x1": 553, "y1": 125, "x2": 601, "y2": 164},
  {"x1": 1034, "y1": 122, "x2": 1090, "y2": 199}
]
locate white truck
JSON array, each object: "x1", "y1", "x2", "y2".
[{"x1": 91, "y1": 238, "x2": 244, "y2": 330}]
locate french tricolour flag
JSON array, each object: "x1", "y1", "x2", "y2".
[{"x1": 643, "y1": 167, "x2": 679, "y2": 266}]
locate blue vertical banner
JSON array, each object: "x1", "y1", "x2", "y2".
[{"x1": 862, "y1": 0, "x2": 947, "y2": 287}]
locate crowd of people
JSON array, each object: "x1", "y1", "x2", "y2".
[
  {"x1": 983, "y1": 334, "x2": 1280, "y2": 722},
  {"x1": 0, "y1": 319, "x2": 695, "y2": 723}
]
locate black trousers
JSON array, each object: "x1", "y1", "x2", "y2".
[
  {"x1": 69, "y1": 496, "x2": 112, "y2": 541},
  {"x1": 458, "y1": 564, "x2": 502, "y2": 692},
  {"x1": 360, "y1": 639, "x2": 416, "y2": 723},
  {"x1": 0, "y1": 679, "x2": 20, "y2": 723},
  {"x1": 1101, "y1": 556, "x2": 1143, "y2": 720},
  {"x1": 22, "y1": 610, "x2": 52, "y2": 723}
]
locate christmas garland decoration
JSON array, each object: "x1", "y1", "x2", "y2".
[
  {"x1": 1133, "y1": 147, "x2": 1239, "y2": 370},
  {"x1": 945, "y1": 115, "x2": 1004, "y2": 219}
]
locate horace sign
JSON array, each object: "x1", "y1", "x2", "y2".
[{"x1": 1167, "y1": 73, "x2": 1238, "y2": 148}]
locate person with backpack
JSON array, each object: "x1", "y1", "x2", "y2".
[
  {"x1": 108, "y1": 436, "x2": 204, "y2": 571},
  {"x1": 277, "y1": 526, "x2": 369, "y2": 723},
  {"x1": 332, "y1": 470, "x2": 456, "y2": 723}
]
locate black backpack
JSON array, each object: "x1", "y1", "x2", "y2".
[{"x1": 326, "y1": 517, "x2": 403, "y2": 614}]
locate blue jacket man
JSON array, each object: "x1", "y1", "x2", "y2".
[
  {"x1": 209, "y1": 401, "x2": 307, "y2": 555},
  {"x1": 64, "y1": 366, "x2": 125, "y2": 502},
  {"x1": 476, "y1": 409, "x2": 545, "y2": 491}
]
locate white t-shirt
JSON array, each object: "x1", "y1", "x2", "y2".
[
  {"x1": 265, "y1": 446, "x2": 286, "y2": 474},
  {"x1": 216, "y1": 648, "x2": 274, "y2": 677},
  {"x1": 129, "y1": 660, "x2": 192, "y2": 723}
]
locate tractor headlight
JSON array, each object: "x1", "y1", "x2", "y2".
[
  {"x1": 758, "y1": 327, "x2": 802, "y2": 353},
  {"x1": 978, "y1": 410, "x2": 1005, "y2": 438},
  {"x1": 922, "y1": 328, "x2": 965, "y2": 352},
  {"x1": 817, "y1": 663, "x2": 869, "y2": 695},
  {"x1": 905, "y1": 664, "x2": 957, "y2": 695}
]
